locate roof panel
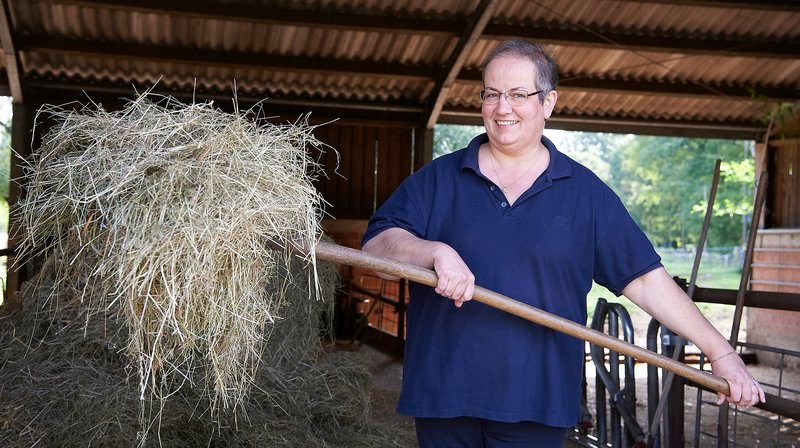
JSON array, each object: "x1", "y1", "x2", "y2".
[
  {"x1": 3, "y1": 0, "x2": 798, "y2": 135},
  {"x1": 23, "y1": 51, "x2": 430, "y2": 102},
  {"x1": 498, "y1": 0, "x2": 800, "y2": 41}
]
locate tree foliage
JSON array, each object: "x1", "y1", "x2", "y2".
[
  {"x1": 610, "y1": 136, "x2": 753, "y2": 247},
  {"x1": 433, "y1": 124, "x2": 484, "y2": 158}
]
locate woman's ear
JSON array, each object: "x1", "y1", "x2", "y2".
[{"x1": 543, "y1": 90, "x2": 558, "y2": 120}]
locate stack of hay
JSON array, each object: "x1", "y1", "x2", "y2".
[{"x1": 0, "y1": 96, "x2": 403, "y2": 447}]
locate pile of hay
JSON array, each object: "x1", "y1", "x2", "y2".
[
  {"x1": 18, "y1": 95, "x2": 326, "y2": 411},
  {"x1": 0, "y1": 95, "x2": 405, "y2": 446},
  {"x1": 0, "y1": 252, "x2": 402, "y2": 447}
]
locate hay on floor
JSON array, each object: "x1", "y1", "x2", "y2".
[{"x1": 0, "y1": 253, "x2": 404, "y2": 447}]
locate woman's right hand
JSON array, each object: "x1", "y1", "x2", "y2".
[{"x1": 431, "y1": 243, "x2": 475, "y2": 308}]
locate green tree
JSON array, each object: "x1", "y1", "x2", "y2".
[
  {"x1": 433, "y1": 124, "x2": 484, "y2": 158},
  {"x1": 611, "y1": 136, "x2": 752, "y2": 247}
]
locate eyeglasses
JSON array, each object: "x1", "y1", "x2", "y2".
[{"x1": 479, "y1": 88, "x2": 543, "y2": 106}]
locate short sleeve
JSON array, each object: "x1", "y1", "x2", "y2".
[
  {"x1": 361, "y1": 174, "x2": 427, "y2": 247},
  {"x1": 593, "y1": 191, "x2": 662, "y2": 296}
]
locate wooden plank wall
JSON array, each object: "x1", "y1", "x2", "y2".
[
  {"x1": 313, "y1": 123, "x2": 416, "y2": 220},
  {"x1": 769, "y1": 138, "x2": 800, "y2": 228},
  {"x1": 314, "y1": 122, "x2": 421, "y2": 348},
  {"x1": 738, "y1": 138, "x2": 800, "y2": 369},
  {"x1": 748, "y1": 230, "x2": 800, "y2": 369}
]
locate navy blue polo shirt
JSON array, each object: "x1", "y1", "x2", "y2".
[{"x1": 362, "y1": 133, "x2": 661, "y2": 427}]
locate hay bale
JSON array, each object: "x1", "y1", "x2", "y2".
[
  {"x1": 0, "y1": 246, "x2": 404, "y2": 447},
  {"x1": 16, "y1": 95, "x2": 327, "y2": 412},
  {"x1": 2, "y1": 95, "x2": 407, "y2": 446}
]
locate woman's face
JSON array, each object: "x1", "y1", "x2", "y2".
[{"x1": 481, "y1": 56, "x2": 557, "y2": 153}]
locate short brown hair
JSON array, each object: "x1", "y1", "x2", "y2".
[{"x1": 481, "y1": 40, "x2": 559, "y2": 103}]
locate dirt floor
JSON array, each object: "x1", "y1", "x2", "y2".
[{"x1": 355, "y1": 305, "x2": 800, "y2": 447}]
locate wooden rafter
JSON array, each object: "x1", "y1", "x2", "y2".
[
  {"x1": 457, "y1": 68, "x2": 798, "y2": 102},
  {"x1": 19, "y1": 35, "x2": 436, "y2": 80},
  {"x1": 623, "y1": 0, "x2": 800, "y2": 12},
  {"x1": 424, "y1": 0, "x2": 497, "y2": 129},
  {"x1": 0, "y1": 0, "x2": 22, "y2": 102},
  {"x1": 52, "y1": 0, "x2": 798, "y2": 59},
  {"x1": 483, "y1": 23, "x2": 798, "y2": 60},
  {"x1": 439, "y1": 109, "x2": 762, "y2": 140},
  {"x1": 24, "y1": 33, "x2": 793, "y2": 102},
  {"x1": 25, "y1": 77, "x2": 426, "y2": 121},
  {"x1": 51, "y1": 0, "x2": 462, "y2": 34}
]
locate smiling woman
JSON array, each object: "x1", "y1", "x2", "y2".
[{"x1": 362, "y1": 39, "x2": 764, "y2": 448}]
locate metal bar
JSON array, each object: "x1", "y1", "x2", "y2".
[
  {"x1": 609, "y1": 312, "x2": 622, "y2": 448},
  {"x1": 609, "y1": 303, "x2": 644, "y2": 446},
  {"x1": 647, "y1": 318, "x2": 663, "y2": 447},
  {"x1": 693, "y1": 356, "x2": 706, "y2": 447},
  {"x1": 718, "y1": 169, "x2": 769, "y2": 447},
  {"x1": 737, "y1": 341, "x2": 800, "y2": 358},
  {"x1": 691, "y1": 287, "x2": 800, "y2": 312},
  {"x1": 688, "y1": 379, "x2": 800, "y2": 422},
  {"x1": 592, "y1": 301, "x2": 609, "y2": 445},
  {"x1": 649, "y1": 159, "x2": 721, "y2": 445},
  {"x1": 667, "y1": 330, "x2": 686, "y2": 448}
]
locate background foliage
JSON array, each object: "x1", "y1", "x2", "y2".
[{"x1": 433, "y1": 125, "x2": 755, "y2": 248}]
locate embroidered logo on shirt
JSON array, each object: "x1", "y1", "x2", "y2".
[{"x1": 550, "y1": 215, "x2": 571, "y2": 230}]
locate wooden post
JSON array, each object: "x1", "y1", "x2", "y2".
[
  {"x1": 3, "y1": 102, "x2": 32, "y2": 313},
  {"x1": 415, "y1": 125, "x2": 434, "y2": 171}
]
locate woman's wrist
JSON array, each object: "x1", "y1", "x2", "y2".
[{"x1": 709, "y1": 350, "x2": 738, "y2": 364}]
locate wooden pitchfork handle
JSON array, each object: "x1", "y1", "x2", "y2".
[{"x1": 313, "y1": 240, "x2": 731, "y2": 396}]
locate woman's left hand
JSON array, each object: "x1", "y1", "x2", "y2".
[{"x1": 711, "y1": 352, "x2": 766, "y2": 408}]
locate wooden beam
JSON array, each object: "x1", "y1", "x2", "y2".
[
  {"x1": 559, "y1": 78, "x2": 798, "y2": 103},
  {"x1": 439, "y1": 109, "x2": 762, "y2": 140},
  {"x1": 458, "y1": 68, "x2": 799, "y2": 102},
  {"x1": 50, "y1": 0, "x2": 798, "y2": 59},
  {"x1": 51, "y1": 0, "x2": 463, "y2": 34},
  {"x1": 22, "y1": 33, "x2": 797, "y2": 103},
  {"x1": 483, "y1": 23, "x2": 798, "y2": 59},
  {"x1": 622, "y1": 0, "x2": 800, "y2": 12},
  {"x1": 19, "y1": 35, "x2": 437, "y2": 80},
  {"x1": 25, "y1": 78, "x2": 426, "y2": 123},
  {"x1": 424, "y1": 0, "x2": 497, "y2": 129},
  {"x1": 3, "y1": 102, "x2": 33, "y2": 313},
  {"x1": 0, "y1": 0, "x2": 22, "y2": 102},
  {"x1": 22, "y1": 35, "x2": 797, "y2": 104},
  {"x1": 0, "y1": 71, "x2": 11, "y2": 96}
]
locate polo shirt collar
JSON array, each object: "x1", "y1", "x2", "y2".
[{"x1": 461, "y1": 132, "x2": 573, "y2": 180}]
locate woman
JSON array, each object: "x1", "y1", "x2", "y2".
[{"x1": 362, "y1": 39, "x2": 764, "y2": 448}]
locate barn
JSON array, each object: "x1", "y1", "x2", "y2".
[{"x1": 0, "y1": 1, "x2": 798, "y2": 447}]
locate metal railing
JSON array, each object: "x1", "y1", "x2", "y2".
[
  {"x1": 648, "y1": 282, "x2": 800, "y2": 448},
  {"x1": 570, "y1": 298, "x2": 646, "y2": 448},
  {"x1": 570, "y1": 284, "x2": 800, "y2": 448},
  {"x1": 690, "y1": 342, "x2": 800, "y2": 447}
]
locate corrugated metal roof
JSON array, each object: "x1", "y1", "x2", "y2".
[{"x1": 1, "y1": 0, "x2": 798, "y2": 138}]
